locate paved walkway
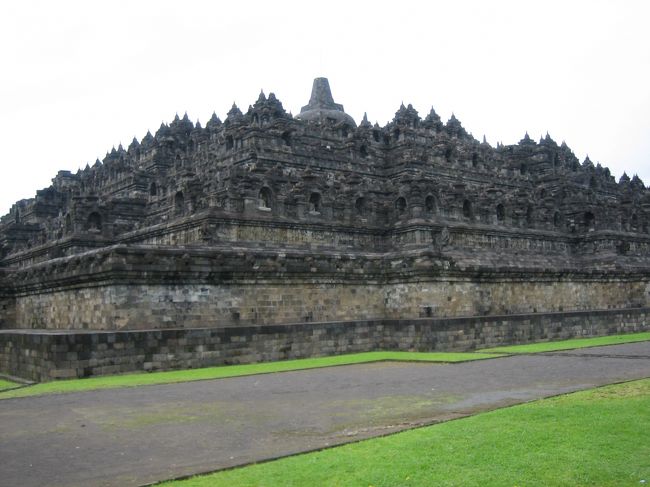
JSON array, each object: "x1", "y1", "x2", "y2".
[{"x1": 1, "y1": 342, "x2": 649, "y2": 487}]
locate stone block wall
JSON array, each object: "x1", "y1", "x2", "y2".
[
  {"x1": 384, "y1": 279, "x2": 649, "y2": 318},
  {"x1": 131, "y1": 219, "x2": 385, "y2": 251},
  {"x1": 1, "y1": 308, "x2": 648, "y2": 381},
  {"x1": 10, "y1": 277, "x2": 648, "y2": 331},
  {"x1": 0, "y1": 296, "x2": 14, "y2": 329},
  {"x1": 12, "y1": 282, "x2": 387, "y2": 330}
]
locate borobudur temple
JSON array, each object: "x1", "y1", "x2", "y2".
[{"x1": 1, "y1": 78, "x2": 649, "y2": 380}]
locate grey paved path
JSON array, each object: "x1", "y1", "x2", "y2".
[{"x1": 1, "y1": 342, "x2": 649, "y2": 487}]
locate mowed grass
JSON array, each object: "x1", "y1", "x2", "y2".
[
  {"x1": 0, "y1": 351, "x2": 501, "y2": 400},
  {"x1": 158, "y1": 378, "x2": 650, "y2": 487},
  {"x1": 0, "y1": 379, "x2": 19, "y2": 392},
  {"x1": 2, "y1": 332, "x2": 646, "y2": 400},
  {"x1": 481, "y1": 331, "x2": 650, "y2": 354}
]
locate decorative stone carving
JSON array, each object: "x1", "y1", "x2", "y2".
[{"x1": 0, "y1": 78, "x2": 649, "y2": 332}]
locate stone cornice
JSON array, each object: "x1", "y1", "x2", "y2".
[{"x1": 4, "y1": 243, "x2": 649, "y2": 297}]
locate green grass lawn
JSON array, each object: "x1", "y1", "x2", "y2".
[
  {"x1": 0, "y1": 351, "x2": 501, "y2": 400},
  {"x1": 158, "y1": 378, "x2": 650, "y2": 487},
  {"x1": 0, "y1": 379, "x2": 19, "y2": 392},
  {"x1": 2, "y1": 331, "x2": 647, "y2": 401},
  {"x1": 481, "y1": 331, "x2": 650, "y2": 354}
]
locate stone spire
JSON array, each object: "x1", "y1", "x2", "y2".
[
  {"x1": 359, "y1": 112, "x2": 372, "y2": 129},
  {"x1": 206, "y1": 112, "x2": 222, "y2": 130},
  {"x1": 141, "y1": 130, "x2": 154, "y2": 147},
  {"x1": 445, "y1": 113, "x2": 467, "y2": 138},
  {"x1": 225, "y1": 103, "x2": 244, "y2": 125},
  {"x1": 155, "y1": 122, "x2": 169, "y2": 138},
  {"x1": 519, "y1": 132, "x2": 536, "y2": 145},
  {"x1": 631, "y1": 174, "x2": 645, "y2": 189},
  {"x1": 423, "y1": 107, "x2": 443, "y2": 132},
  {"x1": 128, "y1": 137, "x2": 139, "y2": 152},
  {"x1": 296, "y1": 77, "x2": 356, "y2": 126},
  {"x1": 192, "y1": 119, "x2": 203, "y2": 134},
  {"x1": 304, "y1": 78, "x2": 342, "y2": 111},
  {"x1": 393, "y1": 103, "x2": 420, "y2": 128}
]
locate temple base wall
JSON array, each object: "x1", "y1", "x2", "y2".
[
  {"x1": 12, "y1": 283, "x2": 385, "y2": 330},
  {"x1": 7, "y1": 278, "x2": 649, "y2": 330},
  {"x1": 2, "y1": 308, "x2": 648, "y2": 382},
  {"x1": 384, "y1": 279, "x2": 649, "y2": 318},
  {"x1": 0, "y1": 296, "x2": 14, "y2": 329}
]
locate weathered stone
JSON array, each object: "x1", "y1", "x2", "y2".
[
  {"x1": 0, "y1": 308, "x2": 648, "y2": 382},
  {"x1": 0, "y1": 78, "x2": 649, "y2": 379}
]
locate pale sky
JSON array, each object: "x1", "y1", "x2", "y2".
[{"x1": 1, "y1": 0, "x2": 649, "y2": 216}]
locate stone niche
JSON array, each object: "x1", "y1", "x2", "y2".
[{"x1": 0, "y1": 297, "x2": 14, "y2": 329}]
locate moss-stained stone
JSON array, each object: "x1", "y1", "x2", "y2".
[
  {"x1": 1, "y1": 308, "x2": 648, "y2": 381},
  {"x1": 2, "y1": 78, "x2": 650, "y2": 380}
]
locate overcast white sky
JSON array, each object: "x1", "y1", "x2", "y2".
[{"x1": 1, "y1": 0, "x2": 649, "y2": 215}]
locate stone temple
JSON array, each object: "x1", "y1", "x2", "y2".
[{"x1": 1, "y1": 78, "x2": 649, "y2": 380}]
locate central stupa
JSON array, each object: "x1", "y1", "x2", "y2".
[{"x1": 295, "y1": 77, "x2": 356, "y2": 126}]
